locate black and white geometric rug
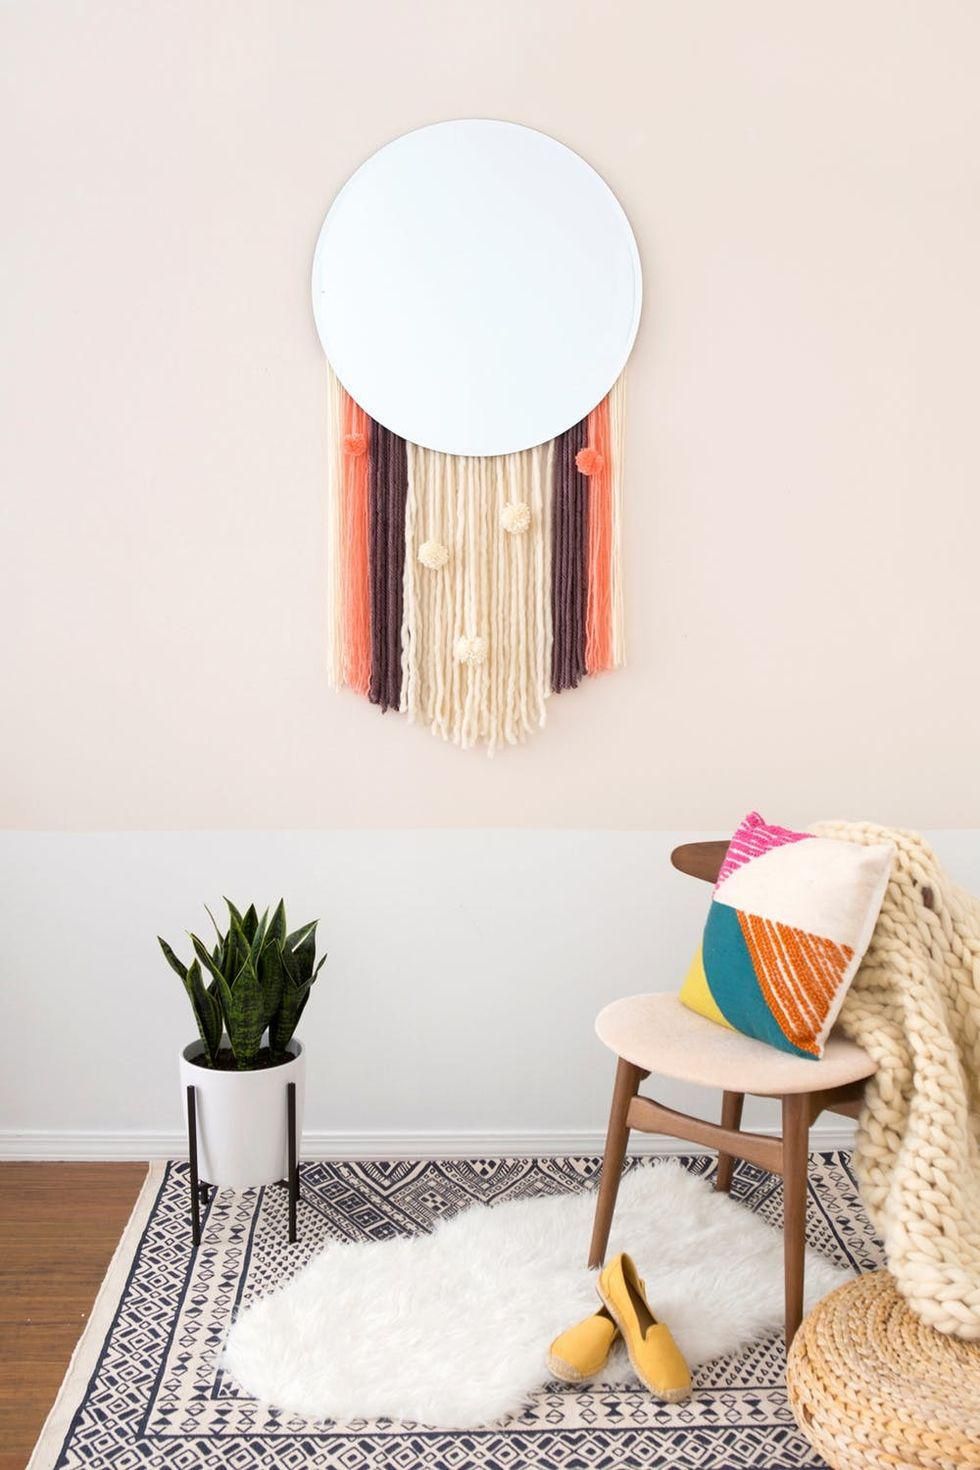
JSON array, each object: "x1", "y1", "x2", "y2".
[{"x1": 29, "y1": 1153, "x2": 881, "y2": 1469}]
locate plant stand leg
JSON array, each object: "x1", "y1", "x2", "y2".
[
  {"x1": 287, "y1": 1081, "x2": 298, "y2": 1245},
  {"x1": 187, "y1": 1084, "x2": 201, "y2": 1248}
]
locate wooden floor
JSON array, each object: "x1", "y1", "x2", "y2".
[{"x1": 0, "y1": 1163, "x2": 146, "y2": 1470}]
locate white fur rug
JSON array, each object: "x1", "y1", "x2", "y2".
[{"x1": 224, "y1": 1163, "x2": 849, "y2": 1429}]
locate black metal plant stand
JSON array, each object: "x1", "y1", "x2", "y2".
[{"x1": 185, "y1": 1080, "x2": 300, "y2": 1247}]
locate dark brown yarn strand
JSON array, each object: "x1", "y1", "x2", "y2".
[
  {"x1": 550, "y1": 416, "x2": 589, "y2": 692},
  {"x1": 368, "y1": 421, "x2": 408, "y2": 711}
]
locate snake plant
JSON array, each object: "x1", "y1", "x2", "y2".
[{"x1": 159, "y1": 899, "x2": 325, "y2": 1069}]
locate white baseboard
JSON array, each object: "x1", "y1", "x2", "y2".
[{"x1": 0, "y1": 1123, "x2": 856, "y2": 1162}]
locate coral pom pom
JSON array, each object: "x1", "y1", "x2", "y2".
[
  {"x1": 343, "y1": 431, "x2": 368, "y2": 458},
  {"x1": 418, "y1": 539, "x2": 449, "y2": 570},
  {"x1": 501, "y1": 500, "x2": 531, "y2": 535},
  {"x1": 575, "y1": 445, "x2": 605, "y2": 477}
]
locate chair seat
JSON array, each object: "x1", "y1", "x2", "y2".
[{"x1": 596, "y1": 992, "x2": 876, "y2": 1095}]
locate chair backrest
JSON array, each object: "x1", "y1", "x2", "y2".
[{"x1": 670, "y1": 840, "x2": 728, "y2": 884}]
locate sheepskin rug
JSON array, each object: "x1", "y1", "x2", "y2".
[{"x1": 224, "y1": 1162, "x2": 849, "y2": 1429}]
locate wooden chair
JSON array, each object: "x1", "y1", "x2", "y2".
[{"x1": 588, "y1": 840, "x2": 876, "y2": 1348}]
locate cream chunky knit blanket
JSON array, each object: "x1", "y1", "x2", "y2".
[{"x1": 814, "y1": 821, "x2": 980, "y2": 1339}]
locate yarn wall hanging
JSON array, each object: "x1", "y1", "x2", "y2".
[{"x1": 312, "y1": 119, "x2": 642, "y2": 751}]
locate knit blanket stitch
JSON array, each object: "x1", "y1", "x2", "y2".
[{"x1": 814, "y1": 821, "x2": 980, "y2": 1339}]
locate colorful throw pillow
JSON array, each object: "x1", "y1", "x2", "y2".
[{"x1": 679, "y1": 812, "x2": 894, "y2": 1058}]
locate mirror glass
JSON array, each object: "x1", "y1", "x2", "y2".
[{"x1": 312, "y1": 119, "x2": 642, "y2": 457}]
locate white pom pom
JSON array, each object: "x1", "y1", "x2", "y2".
[
  {"x1": 501, "y1": 500, "x2": 531, "y2": 535},
  {"x1": 453, "y1": 634, "x2": 488, "y2": 667},
  {"x1": 418, "y1": 539, "x2": 450, "y2": 570}
]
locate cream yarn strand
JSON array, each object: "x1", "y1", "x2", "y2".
[
  {"x1": 536, "y1": 437, "x2": 554, "y2": 721},
  {"x1": 401, "y1": 442, "x2": 552, "y2": 750},
  {"x1": 399, "y1": 439, "x2": 420, "y2": 716}
]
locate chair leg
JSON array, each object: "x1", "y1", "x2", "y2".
[
  {"x1": 588, "y1": 1058, "x2": 646, "y2": 1268},
  {"x1": 781, "y1": 1092, "x2": 810, "y2": 1349},
  {"x1": 715, "y1": 1090, "x2": 744, "y2": 1193}
]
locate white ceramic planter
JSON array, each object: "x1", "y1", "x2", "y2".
[{"x1": 179, "y1": 1040, "x2": 306, "y2": 1188}]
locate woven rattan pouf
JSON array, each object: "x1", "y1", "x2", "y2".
[{"x1": 786, "y1": 1271, "x2": 980, "y2": 1470}]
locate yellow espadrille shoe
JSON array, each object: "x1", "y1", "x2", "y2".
[
  {"x1": 596, "y1": 1253, "x2": 692, "y2": 1403},
  {"x1": 547, "y1": 1305, "x2": 620, "y2": 1384}
]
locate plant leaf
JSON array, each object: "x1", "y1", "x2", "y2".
[
  {"x1": 269, "y1": 975, "x2": 311, "y2": 1057},
  {"x1": 290, "y1": 922, "x2": 318, "y2": 983},
  {"x1": 250, "y1": 906, "x2": 270, "y2": 964},
  {"x1": 220, "y1": 932, "x2": 236, "y2": 983},
  {"x1": 225, "y1": 913, "x2": 252, "y2": 979},
  {"x1": 213, "y1": 968, "x2": 235, "y2": 1034},
  {"x1": 241, "y1": 903, "x2": 259, "y2": 943},
  {"x1": 221, "y1": 952, "x2": 266, "y2": 1068},
  {"x1": 284, "y1": 919, "x2": 317, "y2": 954},
  {"x1": 191, "y1": 933, "x2": 225, "y2": 987},
  {"x1": 267, "y1": 899, "x2": 287, "y2": 948},
  {"x1": 158, "y1": 937, "x2": 188, "y2": 981},
  {"x1": 257, "y1": 937, "x2": 285, "y2": 1032},
  {"x1": 270, "y1": 925, "x2": 324, "y2": 1056},
  {"x1": 224, "y1": 897, "x2": 245, "y2": 930},
  {"x1": 182, "y1": 959, "x2": 222, "y2": 1063}
]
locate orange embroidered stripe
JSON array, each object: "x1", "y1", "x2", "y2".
[
  {"x1": 738, "y1": 912, "x2": 813, "y2": 1046},
  {"x1": 768, "y1": 921, "x2": 844, "y2": 1042},
  {"x1": 767, "y1": 922, "x2": 826, "y2": 1027},
  {"x1": 737, "y1": 912, "x2": 852, "y2": 1055},
  {"x1": 797, "y1": 931, "x2": 853, "y2": 1010},
  {"x1": 585, "y1": 394, "x2": 613, "y2": 674},
  {"x1": 341, "y1": 389, "x2": 371, "y2": 696}
]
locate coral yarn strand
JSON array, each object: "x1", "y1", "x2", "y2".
[
  {"x1": 341, "y1": 390, "x2": 372, "y2": 696},
  {"x1": 585, "y1": 394, "x2": 613, "y2": 674}
]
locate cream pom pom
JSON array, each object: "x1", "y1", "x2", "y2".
[
  {"x1": 453, "y1": 634, "x2": 488, "y2": 667},
  {"x1": 418, "y1": 539, "x2": 449, "y2": 570},
  {"x1": 501, "y1": 500, "x2": 531, "y2": 535}
]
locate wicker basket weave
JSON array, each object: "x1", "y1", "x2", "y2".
[{"x1": 786, "y1": 1271, "x2": 980, "y2": 1470}]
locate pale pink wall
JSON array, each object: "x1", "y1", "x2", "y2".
[{"x1": 2, "y1": 0, "x2": 978, "y2": 830}]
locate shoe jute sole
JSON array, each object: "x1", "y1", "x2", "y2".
[
  {"x1": 595, "y1": 1278, "x2": 691, "y2": 1404},
  {"x1": 546, "y1": 1351, "x2": 593, "y2": 1384}
]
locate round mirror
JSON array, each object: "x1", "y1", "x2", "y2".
[{"x1": 312, "y1": 119, "x2": 642, "y2": 457}]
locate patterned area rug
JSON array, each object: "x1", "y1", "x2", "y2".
[{"x1": 30, "y1": 1152, "x2": 882, "y2": 1469}]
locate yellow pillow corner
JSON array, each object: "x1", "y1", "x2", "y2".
[{"x1": 679, "y1": 944, "x2": 733, "y2": 1031}]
